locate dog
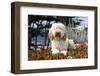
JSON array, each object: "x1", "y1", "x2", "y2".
[{"x1": 48, "y1": 23, "x2": 75, "y2": 55}]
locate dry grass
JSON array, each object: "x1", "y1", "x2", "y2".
[{"x1": 28, "y1": 43, "x2": 88, "y2": 60}]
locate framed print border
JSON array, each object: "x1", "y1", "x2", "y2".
[{"x1": 11, "y1": 2, "x2": 98, "y2": 74}]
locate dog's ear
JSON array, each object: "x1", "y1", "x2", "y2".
[
  {"x1": 62, "y1": 31, "x2": 68, "y2": 40},
  {"x1": 62, "y1": 33, "x2": 66, "y2": 40},
  {"x1": 48, "y1": 31, "x2": 54, "y2": 40}
]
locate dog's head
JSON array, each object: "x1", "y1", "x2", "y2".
[{"x1": 48, "y1": 23, "x2": 68, "y2": 41}]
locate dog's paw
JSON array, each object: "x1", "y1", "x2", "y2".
[
  {"x1": 67, "y1": 56, "x2": 73, "y2": 59},
  {"x1": 60, "y1": 50, "x2": 67, "y2": 55},
  {"x1": 52, "y1": 49, "x2": 59, "y2": 54}
]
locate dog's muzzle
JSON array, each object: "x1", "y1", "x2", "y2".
[{"x1": 55, "y1": 32, "x2": 61, "y2": 37}]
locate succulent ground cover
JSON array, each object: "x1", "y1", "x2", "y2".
[{"x1": 28, "y1": 42, "x2": 88, "y2": 60}]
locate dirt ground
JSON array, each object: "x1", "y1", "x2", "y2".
[{"x1": 28, "y1": 43, "x2": 88, "y2": 60}]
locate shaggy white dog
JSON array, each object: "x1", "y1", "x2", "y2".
[{"x1": 48, "y1": 23, "x2": 75, "y2": 55}]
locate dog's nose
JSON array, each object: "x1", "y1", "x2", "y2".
[{"x1": 55, "y1": 32, "x2": 61, "y2": 37}]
